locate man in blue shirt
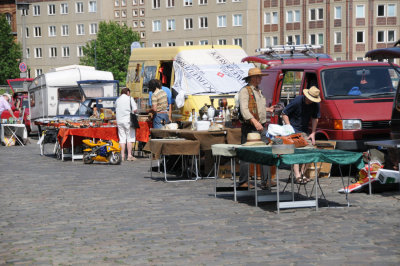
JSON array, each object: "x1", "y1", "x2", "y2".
[
  {"x1": 282, "y1": 86, "x2": 321, "y2": 183},
  {"x1": 149, "y1": 84, "x2": 173, "y2": 122}
]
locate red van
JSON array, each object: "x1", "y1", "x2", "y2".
[
  {"x1": 1, "y1": 78, "x2": 33, "y2": 133},
  {"x1": 243, "y1": 45, "x2": 399, "y2": 151}
]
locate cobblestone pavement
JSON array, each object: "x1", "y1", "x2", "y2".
[{"x1": 1, "y1": 139, "x2": 399, "y2": 265}]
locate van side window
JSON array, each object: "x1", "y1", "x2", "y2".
[
  {"x1": 280, "y1": 71, "x2": 303, "y2": 106},
  {"x1": 143, "y1": 65, "x2": 157, "y2": 93}
]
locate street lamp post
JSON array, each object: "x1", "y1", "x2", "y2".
[{"x1": 16, "y1": 2, "x2": 30, "y2": 78}]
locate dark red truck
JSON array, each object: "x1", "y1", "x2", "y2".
[{"x1": 243, "y1": 45, "x2": 399, "y2": 151}]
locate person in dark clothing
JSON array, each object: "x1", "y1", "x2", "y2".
[{"x1": 282, "y1": 86, "x2": 321, "y2": 183}]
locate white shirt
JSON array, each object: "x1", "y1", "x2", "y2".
[
  {"x1": 115, "y1": 94, "x2": 137, "y2": 123},
  {"x1": 0, "y1": 96, "x2": 11, "y2": 117}
]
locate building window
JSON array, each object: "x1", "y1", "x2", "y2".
[
  {"x1": 356, "y1": 31, "x2": 364, "y2": 43},
  {"x1": 232, "y1": 0, "x2": 241, "y2": 2},
  {"x1": 48, "y1": 4, "x2": 56, "y2": 15},
  {"x1": 272, "y1": 36, "x2": 278, "y2": 45},
  {"x1": 77, "y1": 24, "x2": 85, "y2": 35},
  {"x1": 167, "y1": 0, "x2": 175, "y2": 7},
  {"x1": 115, "y1": 0, "x2": 120, "y2": 6},
  {"x1": 294, "y1": 10, "x2": 300, "y2": 22},
  {"x1": 48, "y1": 26, "x2": 56, "y2": 37},
  {"x1": 287, "y1": 35, "x2": 293, "y2": 45},
  {"x1": 5, "y1": 14, "x2": 11, "y2": 25},
  {"x1": 34, "y1": 26, "x2": 41, "y2": 37},
  {"x1": 334, "y1": 32, "x2": 342, "y2": 44},
  {"x1": 140, "y1": 9, "x2": 145, "y2": 16},
  {"x1": 25, "y1": 27, "x2": 29, "y2": 38},
  {"x1": 35, "y1": 69, "x2": 42, "y2": 77},
  {"x1": 184, "y1": 0, "x2": 193, "y2": 6},
  {"x1": 90, "y1": 23, "x2": 98, "y2": 34},
  {"x1": 185, "y1": 41, "x2": 194, "y2": 46},
  {"x1": 388, "y1": 30, "x2": 395, "y2": 42},
  {"x1": 152, "y1": 20, "x2": 161, "y2": 32},
  {"x1": 62, "y1": 46, "x2": 70, "y2": 57},
  {"x1": 133, "y1": 21, "x2": 138, "y2": 28},
  {"x1": 61, "y1": 25, "x2": 69, "y2": 36},
  {"x1": 184, "y1": 18, "x2": 193, "y2": 29},
  {"x1": 217, "y1": 15, "x2": 226, "y2": 27},
  {"x1": 388, "y1": 4, "x2": 396, "y2": 17},
  {"x1": 76, "y1": 2, "x2": 84, "y2": 13},
  {"x1": 122, "y1": 0, "x2": 126, "y2": 6},
  {"x1": 133, "y1": 0, "x2": 138, "y2": 4},
  {"x1": 377, "y1": 5, "x2": 385, "y2": 17},
  {"x1": 140, "y1": 20, "x2": 145, "y2": 27},
  {"x1": 334, "y1": 6, "x2": 342, "y2": 19},
  {"x1": 356, "y1": 5, "x2": 365, "y2": 18},
  {"x1": 35, "y1": 48, "x2": 42, "y2": 58},
  {"x1": 50, "y1": 47, "x2": 57, "y2": 58},
  {"x1": 218, "y1": 39, "x2": 227, "y2": 45},
  {"x1": 233, "y1": 14, "x2": 242, "y2": 26},
  {"x1": 115, "y1": 11, "x2": 120, "y2": 18},
  {"x1": 287, "y1": 10, "x2": 300, "y2": 23},
  {"x1": 21, "y1": 9, "x2": 28, "y2": 16},
  {"x1": 199, "y1": 0, "x2": 208, "y2": 5},
  {"x1": 295, "y1": 35, "x2": 300, "y2": 45},
  {"x1": 318, "y1": 8, "x2": 323, "y2": 20},
  {"x1": 287, "y1": 11, "x2": 293, "y2": 23},
  {"x1": 33, "y1": 5, "x2": 40, "y2": 16},
  {"x1": 140, "y1": 31, "x2": 145, "y2": 38},
  {"x1": 318, "y1": 33, "x2": 324, "y2": 45},
  {"x1": 133, "y1": 9, "x2": 138, "y2": 16},
  {"x1": 26, "y1": 48, "x2": 30, "y2": 58},
  {"x1": 89, "y1": 1, "x2": 97, "y2": 13},
  {"x1": 265, "y1": 36, "x2": 271, "y2": 47},
  {"x1": 309, "y1": 34, "x2": 316, "y2": 45},
  {"x1": 217, "y1": 0, "x2": 226, "y2": 3},
  {"x1": 310, "y1": 8, "x2": 323, "y2": 21},
  {"x1": 199, "y1": 16, "x2": 208, "y2": 28},
  {"x1": 140, "y1": 0, "x2": 144, "y2": 4},
  {"x1": 153, "y1": 42, "x2": 162, "y2": 47},
  {"x1": 167, "y1": 42, "x2": 176, "y2": 46},
  {"x1": 233, "y1": 38, "x2": 242, "y2": 47},
  {"x1": 377, "y1": 31, "x2": 385, "y2": 43},
  {"x1": 272, "y1": 12, "x2": 278, "y2": 24},
  {"x1": 153, "y1": 0, "x2": 160, "y2": 8},
  {"x1": 199, "y1": 40, "x2": 208, "y2": 45},
  {"x1": 356, "y1": 57, "x2": 364, "y2": 61},
  {"x1": 167, "y1": 19, "x2": 175, "y2": 31},
  {"x1": 61, "y1": 3, "x2": 68, "y2": 14},
  {"x1": 77, "y1": 46, "x2": 84, "y2": 57},
  {"x1": 122, "y1": 10, "x2": 127, "y2": 17}
]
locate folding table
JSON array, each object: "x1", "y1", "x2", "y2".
[
  {"x1": 1, "y1": 124, "x2": 27, "y2": 146},
  {"x1": 149, "y1": 139, "x2": 201, "y2": 182},
  {"x1": 235, "y1": 146, "x2": 364, "y2": 213}
]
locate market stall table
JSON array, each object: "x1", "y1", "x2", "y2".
[
  {"x1": 57, "y1": 126, "x2": 119, "y2": 161},
  {"x1": 149, "y1": 139, "x2": 201, "y2": 182},
  {"x1": 235, "y1": 146, "x2": 364, "y2": 213},
  {"x1": 1, "y1": 123, "x2": 27, "y2": 146}
]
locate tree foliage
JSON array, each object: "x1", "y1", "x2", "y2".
[
  {"x1": 0, "y1": 14, "x2": 22, "y2": 85},
  {"x1": 80, "y1": 21, "x2": 140, "y2": 86}
]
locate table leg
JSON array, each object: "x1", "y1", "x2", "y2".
[
  {"x1": 314, "y1": 162, "x2": 318, "y2": 211},
  {"x1": 367, "y1": 150, "x2": 372, "y2": 195},
  {"x1": 254, "y1": 163, "x2": 258, "y2": 207},
  {"x1": 71, "y1": 135, "x2": 74, "y2": 162},
  {"x1": 276, "y1": 166, "x2": 280, "y2": 214},
  {"x1": 233, "y1": 158, "x2": 237, "y2": 202}
]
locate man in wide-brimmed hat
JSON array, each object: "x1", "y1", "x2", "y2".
[
  {"x1": 238, "y1": 67, "x2": 275, "y2": 188},
  {"x1": 282, "y1": 85, "x2": 321, "y2": 183}
]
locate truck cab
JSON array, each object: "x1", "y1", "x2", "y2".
[{"x1": 243, "y1": 44, "x2": 399, "y2": 151}]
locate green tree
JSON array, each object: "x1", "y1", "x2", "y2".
[
  {"x1": 0, "y1": 14, "x2": 22, "y2": 85},
  {"x1": 80, "y1": 21, "x2": 140, "y2": 86}
]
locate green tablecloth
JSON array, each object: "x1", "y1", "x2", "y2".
[{"x1": 236, "y1": 147, "x2": 364, "y2": 169}]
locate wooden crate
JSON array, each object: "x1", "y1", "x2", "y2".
[{"x1": 304, "y1": 140, "x2": 336, "y2": 179}]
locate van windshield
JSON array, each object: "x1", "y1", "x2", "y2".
[{"x1": 321, "y1": 66, "x2": 399, "y2": 99}]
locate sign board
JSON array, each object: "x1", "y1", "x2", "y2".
[{"x1": 19, "y1": 62, "x2": 27, "y2": 72}]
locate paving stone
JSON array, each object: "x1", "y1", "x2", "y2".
[{"x1": 0, "y1": 140, "x2": 399, "y2": 264}]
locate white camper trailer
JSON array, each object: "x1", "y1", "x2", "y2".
[{"x1": 28, "y1": 65, "x2": 114, "y2": 132}]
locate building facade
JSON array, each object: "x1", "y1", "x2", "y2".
[
  {"x1": 9, "y1": 0, "x2": 400, "y2": 78},
  {"x1": 0, "y1": 0, "x2": 18, "y2": 36}
]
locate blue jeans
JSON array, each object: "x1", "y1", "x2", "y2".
[{"x1": 153, "y1": 113, "x2": 169, "y2": 129}]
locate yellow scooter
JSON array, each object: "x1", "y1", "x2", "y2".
[{"x1": 82, "y1": 139, "x2": 122, "y2": 165}]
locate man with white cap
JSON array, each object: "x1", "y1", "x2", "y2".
[
  {"x1": 282, "y1": 86, "x2": 321, "y2": 183},
  {"x1": 0, "y1": 93, "x2": 17, "y2": 120},
  {"x1": 238, "y1": 67, "x2": 275, "y2": 188}
]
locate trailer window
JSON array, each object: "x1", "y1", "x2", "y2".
[
  {"x1": 58, "y1": 88, "x2": 82, "y2": 101},
  {"x1": 142, "y1": 65, "x2": 157, "y2": 93}
]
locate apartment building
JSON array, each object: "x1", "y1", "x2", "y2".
[
  {"x1": 14, "y1": 0, "x2": 113, "y2": 77},
  {"x1": 8, "y1": 0, "x2": 400, "y2": 78},
  {"x1": 0, "y1": 0, "x2": 17, "y2": 36},
  {"x1": 262, "y1": 0, "x2": 399, "y2": 61},
  {"x1": 142, "y1": 0, "x2": 259, "y2": 53}
]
